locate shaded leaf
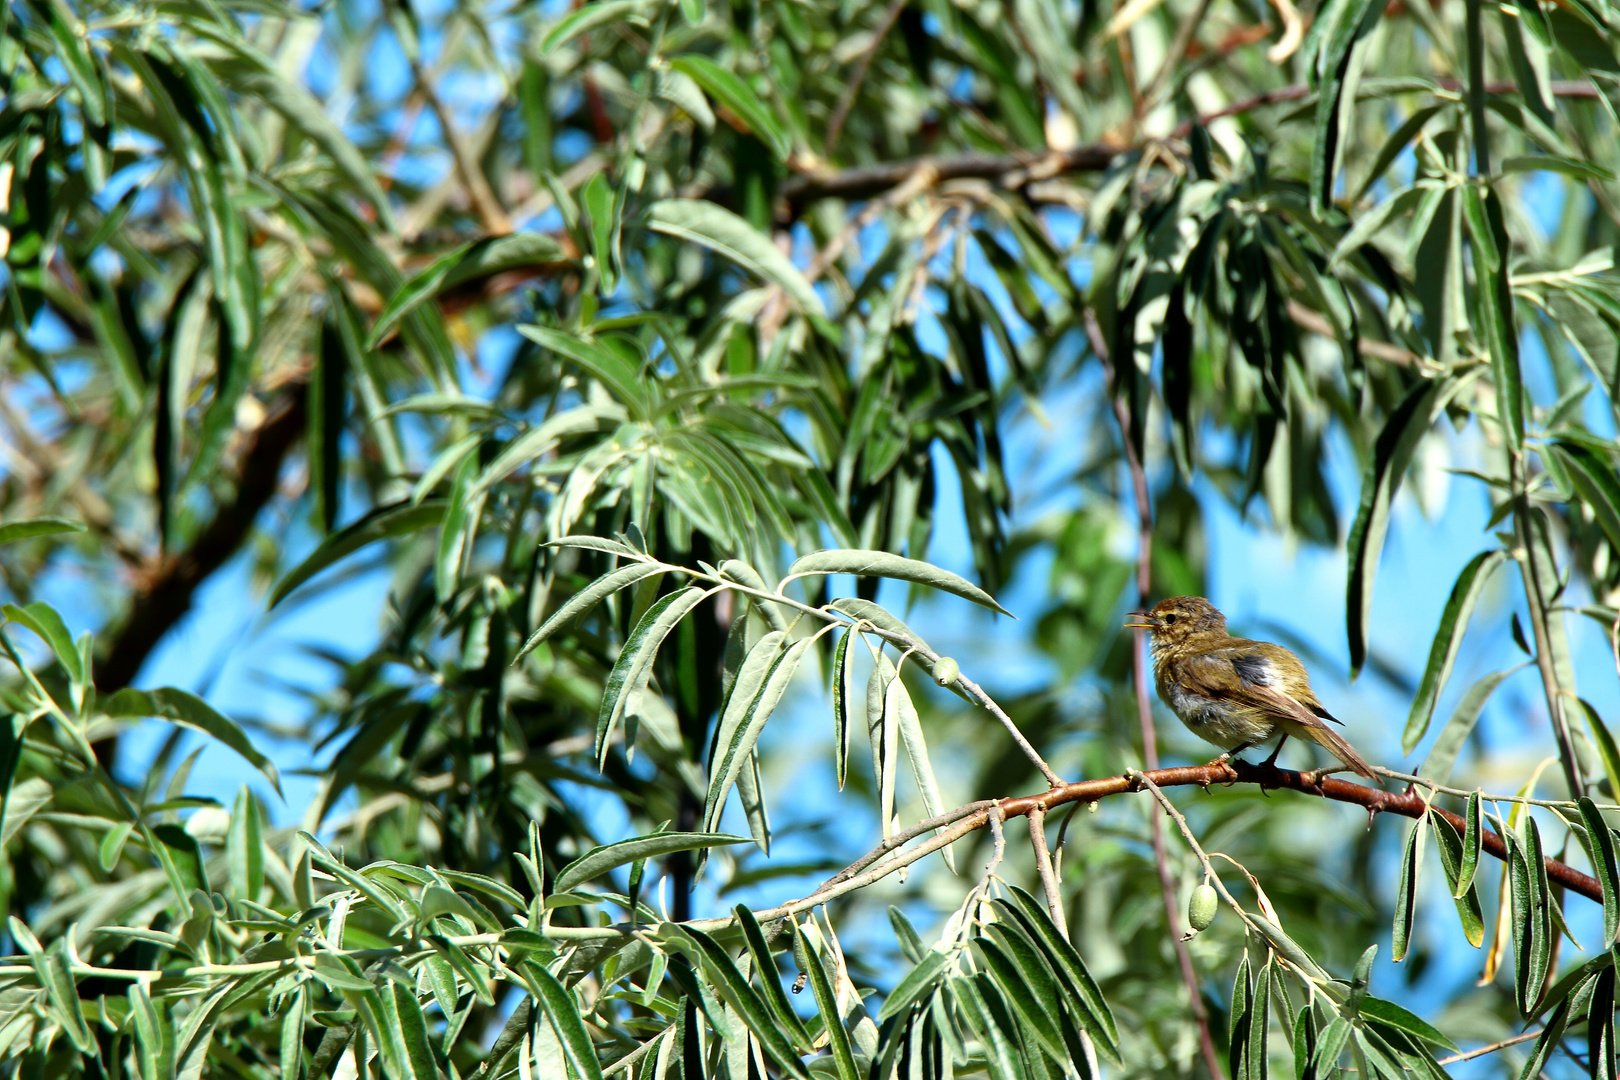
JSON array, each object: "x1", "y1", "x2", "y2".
[{"x1": 646, "y1": 200, "x2": 822, "y2": 314}]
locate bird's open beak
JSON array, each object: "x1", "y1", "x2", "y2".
[{"x1": 1123, "y1": 611, "x2": 1157, "y2": 630}]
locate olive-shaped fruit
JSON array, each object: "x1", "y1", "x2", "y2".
[
  {"x1": 932, "y1": 657, "x2": 960, "y2": 686},
  {"x1": 1188, "y1": 883, "x2": 1218, "y2": 932}
]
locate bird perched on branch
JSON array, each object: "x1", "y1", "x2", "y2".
[{"x1": 1125, "y1": 596, "x2": 1375, "y2": 779}]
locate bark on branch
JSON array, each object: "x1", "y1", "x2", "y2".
[
  {"x1": 96, "y1": 385, "x2": 310, "y2": 695},
  {"x1": 995, "y1": 760, "x2": 1603, "y2": 904}
]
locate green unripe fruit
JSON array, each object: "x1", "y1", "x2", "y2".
[
  {"x1": 1188, "y1": 883, "x2": 1218, "y2": 932},
  {"x1": 932, "y1": 657, "x2": 960, "y2": 686}
]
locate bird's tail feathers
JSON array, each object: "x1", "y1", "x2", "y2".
[{"x1": 1305, "y1": 724, "x2": 1376, "y2": 779}]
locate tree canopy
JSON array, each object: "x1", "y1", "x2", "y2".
[{"x1": 4, "y1": 0, "x2": 1620, "y2": 1076}]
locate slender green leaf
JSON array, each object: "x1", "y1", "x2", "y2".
[
  {"x1": 1550, "y1": 441, "x2": 1620, "y2": 554},
  {"x1": 1581, "y1": 699, "x2": 1620, "y2": 823},
  {"x1": 877, "y1": 948, "x2": 950, "y2": 1022},
  {"x1": 976, "y1": 936, "x2": 1067, "y2": 1063},
  {"x1": 704, "y1": 635, "x2": 814, "y2": 832},
  {"x1": 368, "y1": 234, "x2": 568, "y2": 350},
  {"x1": 4, "y1": 601, "x2": 83, "y2": 685},
  {"x1": 0, "y1": 517, "x2": 85, "y2": 545},
  {"x1": 798, "y1": 923, "x2": 860, "y2": 1080},
  {"x1": 1502, "y1": 154, "x2": 1616, "y2": 181},
  {"x1": 475, "y1": 402, "x2": 613, "y2": 492},
  {"x1": 555, "y1": 832, "x2": 748, "y2": 893},
  {"x1": 668, "y1": 57, "x2": 790, "y2": 160},
  {"x1": 516, "y1": 562, "x2": 667, "y2": 661},
  {"x1": 832, "y1": 627, "x2": 857, "y2": 789},
  {"x1": 997, "y1": 888, "x2": 1118, "y2": 1050},
  {"x1": 380, "y1": 982, "x2": 437, "y2": 1080},
  {"x1": 1579, "y1": 797, "x2": 1620, "y2": 945},
  {"x1": 596, "y1": 587, "x2": 707, "y2": 766},
  {"x1": 269, "y1": 501, "x2": 447, "y2": 607},
  {"x1": 829, "y1": 597, "x2": 922, "y2": 648},
  {"x1": 890, "y1": 672, "x2": 956, "y2": 872},
  {"x1": 104, "y1": 688, "x2": 281, "y2": 794},
  {"x1": 1346, "y1": 377, "x2": 1456, "y2": 677},
  {"x1": 11, "y1": 920, "x2": 95, "y2": 1053},
  {"x1": 733, "y1": 906, "x2": 813, "y2": 1050},
  {"x1": 1404, "y1": 550, "x2": 1505, "y2": 751},
  {"x1": 1460, "y1": 791, "x2": 1483, "y2": 894},
  {"x1": 227, "y1": 788, "x2": 264, "y2": 899},
  {"x1": 786, "y1": 549, "x2": 1010, "y2": 615},
  {"x1": 541, "y1": 0, "x2": 654, "y2": 53},
  {"x1": 1421, "y1": 665, "x2": 1524, "y2": 783},
  {"x1": 1392, "y1": 815, "x2": 1425, "y2": 962},
  {"x1": 1467, "y1": 188, "x2": 1522, "y2": 448},
  {"x1": 645, "y1": 200, "x2": 822, "y2": 315},
  {"x1": 679, "y1": 927, "x2": 812, "y2": 1079},
  {"x1": 1429, "y1": 812, "x2": 1484, "y2": 947},
  {"x1": 525, "y1": 963, "x2": 604, "y2": 1080}
]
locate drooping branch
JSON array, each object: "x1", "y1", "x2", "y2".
[{"x1": 527, "y1": 757, "x2": 1606, "y2": 948}]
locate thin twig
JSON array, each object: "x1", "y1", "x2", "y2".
[
  {"x1": 1086, "y1": 307, "x2": 1225, "y2": 1080},
  {"x1": 1434, "y1": 1029, "x2": 1544, "y2": 1066},
  {"x1": 408, "y1": 56, "x2": 512, "y2": 235},
  {"x1": 1287, "y1": 300, "x2": 1420, "y2": 367},
  {"x1": 825, "y1": 0, "x2": 909, "y2": 156},
  {"x1": 1142, "y1": 0, "x2": 1214, "y2": 111},
  {"x1": 1129, "y1": 770, "x2": 1334, "y2": 984}
]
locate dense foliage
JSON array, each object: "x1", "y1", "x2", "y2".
[{"x1": 6, "y1": 0, "x2": 1620, "y2": 1076}]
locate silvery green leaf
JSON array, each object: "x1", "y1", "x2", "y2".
[
  {"x1": 541, "y1": 0, "x2": 653, "y2": 53},
  {"x1": 830, "y1": 597, "x2": 923, "y2": 648},
  {"x1": 735, "y1": 751, "x2": 771, "y2": 854},
  {"x1": 890, "y1": 673, "x2": 955, "y2": 872},
  {"x1": 832, "y1": 627, "x2": 858, "y2": 790},
  {"x1": 555, "y1": 831, "x2": 749, "y2": 893},
  {"x1": 1404, "y1": 549, "x2": 1505, "y2": 752},
  {"x1": 596, "y1": 588, "x2": 707, "y2": 766},
  {"x1": 718, "y1": 559, "x2": 790, "y2": 632},
  {"x1": 0, "y1": 517, "x2": 85, "y2": 545},
  {"x1": 475, "y1": 407, "x2": 611, "y2": 497},
  {"x1": 704, "y1": 635, "x2": 813, "y2": 833},
  {"x1": 787, "y1": 550, "x2": 1010, "y2": 615}
]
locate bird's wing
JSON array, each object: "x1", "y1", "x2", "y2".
[
  {"x1": 1187, "y1": 643, "x2": 1372, "y2": 777},
  {"x1": 1184, "y1": 645, "x2": 1329, "y2": 729}
]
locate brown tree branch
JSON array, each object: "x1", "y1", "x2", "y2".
[
  {"x1": 1287, "y1": 299, "x2": 1421, "y2": 366},
  {"x1": 992, "y1": 760, "x2": 1603, "y2": 904},
  {"x1": 97, "y1": 385, "x2": 310, "y2": 695}
]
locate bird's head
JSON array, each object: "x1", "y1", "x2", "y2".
[{"x1": 1124, "y1": 596, "x2": 1228, "y2": 644}]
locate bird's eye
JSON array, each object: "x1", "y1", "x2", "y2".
[{"x1": 1163, "y1": 613, "x2": 1178, "y2": 625}]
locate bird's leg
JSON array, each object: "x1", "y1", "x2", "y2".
[
  {"x1": 1207, "y1": 741, "x2": 1255, "y2": 784},
  {"x1": 1262, "y1": 735, "x2": 1289, "y2": 768}
]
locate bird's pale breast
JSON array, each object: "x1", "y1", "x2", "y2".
[{"x1": 1159, "y1": 677, "x2": 1276, "y2": 750}]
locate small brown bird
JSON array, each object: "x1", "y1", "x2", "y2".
[{"x1": 1125, "y1": 596, "x2": 1375, "y2": 779}]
